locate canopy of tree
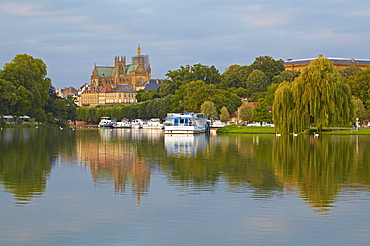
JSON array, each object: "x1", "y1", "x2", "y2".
[
  {"x1": 273, "y1": 57, "x2": 354, "y2": 133},
  {"x1": 0, "y1": 54, "x2": 51, "y2": 117},
  {"x1": 346, "y1": 66, "x2": 370, "y2": 117},
  {"x1": 0, "y1": 54, "x2": 78, "y2": 127}
]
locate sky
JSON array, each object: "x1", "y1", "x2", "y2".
[{"x1": 1, "y1": 0, "x2": 370, "y2": 89}]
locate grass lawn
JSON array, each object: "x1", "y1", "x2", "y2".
[
  {"x1": 216, "y1": 125, "x2": 276, "y2": 134},
  {"x1": 319, "y1": 127, "x2": 370, "y2": 135},
  {"x1": 217, "y1": 125, "x2": 370, "y2": 135}
]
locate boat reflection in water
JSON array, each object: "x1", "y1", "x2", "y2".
[{"x1": 164, "y1": 134, "x2": 207, "y2": 157}]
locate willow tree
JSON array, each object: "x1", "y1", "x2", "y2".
[{"x1": 273, "y1": 57, "x2": 354, "y2": 134}]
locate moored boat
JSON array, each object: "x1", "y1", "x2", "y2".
[
  {"x1": 142, "y1": 118, "x2": 163, "y2": 129},
  {"x1": 98, "y1": 117, "x2": 113, "y2": 128},
  {"x1": 210, "y1": 119, "x2": 226, "y2": 128},
  {"x1": 114, "y1": 119, "x2": 132, "y2": 128},
  {"x1": 131, "y1": 119, "x2": 143, "y2": 129},
  {"x1": 164, "y1": 112, "x2": 208, "y2": 134}
]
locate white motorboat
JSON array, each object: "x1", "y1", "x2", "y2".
[
  {"x1": 98, "y1": 117, "x2": 113, "y2": 128},
  {"x1": 131, "y1": 119, "x2": 143, "y2": 129},
  {"x1": 164, "y1": 112, "x2": 208, "y2": 134},
  {"x1": 143, "y1": 118, "x2": 163, "y2": 129}
]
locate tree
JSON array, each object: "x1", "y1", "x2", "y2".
[
  {"x1": 238, "y1": 102, "x2": 253, "y2": 123},
  {"x1": 210, "y1": 89, "x2": 242, "y2": 114},
  {"x1": 352, "y1": 96, "x2": 367, "y2": 120},
  {"x1": 0, "y1": 54, "x2": 51, "y2": 118},
  {"x1": 264, "y1": 83, "x2": 279, "y2": 106},
  {"x1": 0, "y1": 79, "x2": 17, "y2": 114},
  {"x1": 219, "y1": 107, "x2": 230, "y2": 122},
  {"x1": 251, "y1": 102, "x2": 272, "y2": 124},
  {"x1": 136, "y1": 89, "x2": 160, "y2": 102},
  {"x1": 201, "y1": 101, "x2": 218, "y2": 119},
  {"x1": 163, "y1": 63, "x2": 221, "y2": 97},
  {"x1": 346, "y1": 66, "x2": 370, "y2": 117},
  {"x1": 246, "y1": 70, "x2": 269, "y2": 100},
  {"x1": 65, "y1": 96, "x2": 78, "y2": 125},
  {"x1": 220, "y1": 64, "x2": 251, "y2": 88},
  {"x1": 227, "y1": 87, "x2": 249, "y2": 97},
  {"x1": 250, "y1": 56, "x2": 285, "y2": 82},
  {"x1": 52, "y1": 99, "x2": 68, "y2": 126},
  {"x1": 171, "y1": 80, "x2": 241, "y2": 114},
  {"x1": 339, "y1": 65, "x2": 362, "y2": 79},
  {"x1": 273, "y1": 57, "x2": 354, "y2": 133},
  {"x1": 272, "y1": 70, "x2": 299, "y2": 84}
]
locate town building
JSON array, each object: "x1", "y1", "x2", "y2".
[
  {"x1": 136, "y1": 78, "x2": 164, "y2": 91},
  {"x1": 284, "y1": 54, "x2": 370, "y2": 71},
  {"x1": 90, "y1": 43, "x2": 151, "y2": 90},
  {"x1": 78, "y1": 84, "x2": 137, "y2": 107}
]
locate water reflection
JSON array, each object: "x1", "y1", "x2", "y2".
[
  {"x1": 1, "y1": 128, "x2": 370, "y2": 215},
  {"x1": 272, "y1": 134, "x2": 370, "y2": 214},
  {"x1": 0, "y1": 128, "x2": 76, "y2": 205},
  {"x1": 77, "y1": 129, "x2": 153, "y2": 205},
  {"x1": 164, "y1": 134, "x2": 207, "y2": 157}
]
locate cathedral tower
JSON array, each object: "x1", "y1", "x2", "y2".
[{"x1": 90, "y1": 43, "x2": 151, "y2": 90}]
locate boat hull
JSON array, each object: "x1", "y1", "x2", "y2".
[{"x1": 164, "y1": 126, "x2": 206, "y2": 134}]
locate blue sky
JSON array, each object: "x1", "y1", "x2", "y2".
[{"x1": 1, "y1": 0, "x2": 370, "y2": 89}]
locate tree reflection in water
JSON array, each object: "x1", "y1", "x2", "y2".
[{"x1": 1, "y1": 128, "x2": 370, "y2": 215}]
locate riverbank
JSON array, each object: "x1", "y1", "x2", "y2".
[{"x1": 216, "y1": 125, "x2": 370, "y2": 135}]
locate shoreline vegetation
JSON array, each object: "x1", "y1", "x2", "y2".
[
  {"x1": 2, "y1": 123, "x2": 370, "y2": 135},
  {"x1": 216, "y1": 124, "x2": 370, "y2": 135}
]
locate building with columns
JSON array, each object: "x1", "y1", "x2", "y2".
[{"x1": 284, "y1": 54, "x2": 370, "y2": 71}]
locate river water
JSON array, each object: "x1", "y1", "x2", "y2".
[{"x1": 0, "y1": 128, "x2": 370, "y2": 245}]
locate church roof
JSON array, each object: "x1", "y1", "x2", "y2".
[
  {"x1": 108, "y1": 84, "x2": 137, "y2": 93},
  {"x1": 96, "y1": 64, "x2": 139, "y2": 77},
  {"x1": 126, "y1": 64, "x2": 138, "y2": 74},
  {"x1": 96, "y1": 67, "x2": 114, "y2": 77}
]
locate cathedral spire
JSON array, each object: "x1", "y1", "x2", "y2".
[{"x1": 137, "y1": 41, "x2": 141, "y2": 56}]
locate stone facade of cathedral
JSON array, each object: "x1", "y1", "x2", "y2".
[{"x1": 90, "y1": 43, "x2": 151, "y2": 90}]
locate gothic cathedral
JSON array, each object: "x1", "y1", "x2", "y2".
[{"x1": 90, "y1": 43, "x2": 151, "y2": 90}]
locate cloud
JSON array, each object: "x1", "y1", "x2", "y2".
[
  {"x1": 0, "y1": 3, "x2": 54, "y2": 17},
  {"x1": 301, "y1": 30, "x2": 362, "y2": 45},
  {"x1": 355, "y1": 10, "x2": 370, "y2": 16},
  {"x1": 241, "y1": 5, "x2": 293, "y2": 29}
]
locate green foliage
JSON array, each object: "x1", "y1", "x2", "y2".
[
  {"x1": 0, "y1": 54, "x2": 51, "y2": 118},
  {"x1": 250, "y1": 56, "x2": 285, "y2": 81},
  {"x1": 246, "y1": 70, "x2": 269, "y2": 100},
  {"x1": 346, "y1": 66, "x2": 370, "y2": 117},
  {"x1": 339, "y1": 65, "x2": 362, "y2": 79},
  {"x1": 0, "y1": 79, "x2": 17, "y2": 114},
  {"x1": 272, "y1": 70, "x2": 299, "y2": 84},
  {"x1": 200, "y1": 101, "x2": 218, "y2": 119},
  {"x1": 264, "y1": 83, "x2": 279, "y2": 106},
  {"x1": 136, "y1": 89, "x2": 160, "y2": 102},
  {"x1": 162, "y1": 63, "x2": 221, "y2": 97},
  {"x1": 352, "y1": 96, "x2": 367, "y2": 119},
  {"x1": 273, "y1": 58, "x2": 355, "y2": 133},
  {"x1": 171, "y1": 80, "x2": 241, "y2": 114},
  {"x1": 220, "y1": 64, "x2": 252, "y2": 88},
  {"x1": 227, "y1": 87, "x2": 249, "y2": 97},
  {"x1": 219, "y1": 106, "x2": 230, "y2": 122},
  {"x1": 251, "y1": 102, "x2": 272, "y2": 124},
  {"x1": 238, "y1": 102, "x2": 253, "y2": 122}
]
